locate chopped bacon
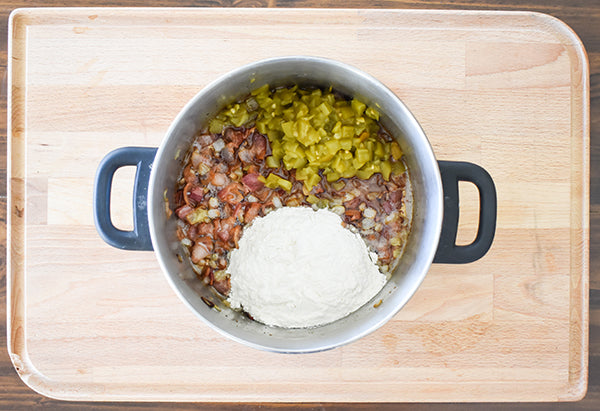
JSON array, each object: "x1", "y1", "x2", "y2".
[
  {"x1": 213, "y1": 239, "x2": 228, "y2": 256},
  {"x1": 388, "y1": 190, "x2": 403, "y2": 204},
  {"x1": 175, "y1": 125, "x2": 411, "y2": 299},
  {"x1": 237, "y1": 147, "x2": 252, "y2": 164},
  {"x1": 175, "y1": 204, "x2": 193, "y2": 219},
  {"x1": 253, "y1": 187, "x2": 272, "y2": 202},
  {"x1": 249, "y1": 133, "x2": 267, "y2": 161},
  {"x1": 191, "y1": 149, "x2": 212, "y2": 169},
  {"x1": 213, "y1": 278, "x2": 230, "y2": 296},
  {"x1": 218, "y1": 182, "x2": 244, "y2": 204},
  {"x1": 382, "y1": 201, "x2": 394, "y2": 214},
  {"x1": 376, "y1": 246, "x2": 393, "y2": 264},
  {"x1": 344, "y1": 197, "x2": 361, "y2": 209},
  {"x1": 210, "y1": 172, "x2": 229, "y2": 187},
  {"x1": 241, "y1": 173, "x2": 264, "y2": 192},
  {"x1": 221, "y1": 203, "x2": 233, "y2": 219},
  {"x1": 191, "y1": 239, "x2": 212, "y2": 263},
  {"x1": 383, "y1": 190, "x2": 403, "y2": 213},
  {"x1": 196, "y1": 222, "x2": 214, "y2": 237},
  {"x1": 183, "y1": 164, "x2": 198, "y2": 185},
  {"x1": 220, "y1": 143, "x2": 236, "y2": 163},
  {"x1": 215, "y1": 217, "x2": 235, "y2": 242},
  {"x1": 196, "y1": 134, "x2": 214, "y2": 148},
  {"x1": 232, "y1": 225, "x2": 242, "y2": 248},
  {"x1": 217, "y1": 257, "x2": 228, "y2": 270},
  {"x1": 224, "y1": 127, "x2": 247, "y2": 148},
  {"x1": 246, "y1": 164, "x2": 259, "y2": 174},
  {"x1": 233, "y1": 202, "x2": 244, "y2": 222},
  {"x1": 344, "y1": 209, "x2": 362, "y2": 222},
  {"x1": 187, "y1": 224, "x2": 199, "y2": 241},
  {"x1": 244, "y1": 202, "x2": 261, "y2": 224},
  {"x1": 183, "y1": 183, "x2": 204, "y2": 206}
]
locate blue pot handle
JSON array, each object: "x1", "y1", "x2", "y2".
[{"x1": 93, "y1": 147, "x2": 158, "y2": 251}]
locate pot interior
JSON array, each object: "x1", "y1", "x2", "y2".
[{"x1": 148, "y1": 56, "x2": 442, "y2": 353}]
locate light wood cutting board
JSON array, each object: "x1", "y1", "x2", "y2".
[{"x1": 7, "y1": 7, "x2": 589, "y2": 402}]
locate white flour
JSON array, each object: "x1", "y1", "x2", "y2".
[{"x1": 226, "y1": 206, "x2": 387, "y2": 328}]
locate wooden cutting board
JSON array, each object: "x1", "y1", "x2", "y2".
[{"x1": 7, "y1": 7, "x2": 589, "y2": 402}]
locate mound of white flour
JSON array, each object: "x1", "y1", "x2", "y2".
[{"x1": 226, "y1": 206, "x2": 386, "y2": 328}]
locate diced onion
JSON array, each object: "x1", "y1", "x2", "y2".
[
  {"x1": 208, "y1": 197, "x2": 219, "y2": 208},
  {"x1": 197, "y1": 162, "x2": 211, "y2": 176},
  {"x1": 362, "y1": 218, "x2": 375, "y2": 229},
  {"x1": 331, "y1": 205, "x2": 345, "y2": 215},
  {"x1": 213, "y1": 138, "x2": 225, "y2": 152},
  {"x1": 363, "y1": 207, "x2": 376, "y2": 219}
]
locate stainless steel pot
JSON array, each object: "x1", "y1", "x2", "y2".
[{"x1": 94, "y1": 56, "x2": 496, "y2": 353}]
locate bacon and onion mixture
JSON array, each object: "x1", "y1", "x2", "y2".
[{"x1": 173, "y1": 85, "x2": 412, "y2": 297}]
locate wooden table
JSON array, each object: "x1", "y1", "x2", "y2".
[{"x1": 0, "y1": 1, "x2": 598, "y2": 410}]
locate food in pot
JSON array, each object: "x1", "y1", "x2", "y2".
[
  {"x1": 173, "y1": 84, "x2": 412, "y2": 322},
  {"x1": 227, "y1": 206, "x2": 386, "y2": 328}
]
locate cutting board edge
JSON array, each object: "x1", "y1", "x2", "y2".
[{"x1": 5, "y1": 6, "x2": 591, "y2": 403}]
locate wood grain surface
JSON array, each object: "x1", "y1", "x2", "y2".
[
  {"x1": 0, "y1": 1, "x2": 598, "y2": 410},
  {"x1": 6, "y1": 6, "x2": 588, "y2": 403}
]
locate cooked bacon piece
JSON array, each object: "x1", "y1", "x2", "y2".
[
  {"x1": 231, "y1": 225, "x2": 242, "y2": 248},
  {"x1": 215, "y1": 217, "x2": 235, "y2": 242},
  {"x1": 213, "y1": 278, "x2": 230, "y2": 295},
  {"x1": 344, "y1": 196, "x2": 361, "y2": 209},
  {"x1": 241, "y1": 173, "x2": 265, "y2": 192},
  {"x1": 237, "y1": 147, "x2": 252, "y2": 164},
  {"x1": 253, "y1": 186, "x2": 273, "y2": 203},
  {"x1": 218, "y1": 182, "x2": 244, "y2": 204},
  {"x1": 191, "y1": 149, "x2": 211, "y2": 169},
  {"x1": 196, "y1": 222, "x2": 214, "y2": 237},
  {"x1": 238, "y1": 133, "x2": 267, "y2": 165},
  {"x1": 187, "y1": 223, "x2": 199, "y2": 241},
  {"x1": 189, "y1": 186, "x2": 204, "y2": 203},
  {"x1": 233, "y1": 203, "x2": 244, "y2": 222},
  {"x1": 344, "y1": 209, "x2": 362, "y2": 222},
  {"x1": 224, "y1": 127, "x2": 247, "y2": 148},
  {"x1": 244, "y1": 202, "x2": 261, "y2": 224},
  {"x1": 175, "y1": 204, "x2": 193, "y2": 220},
  {"x1": 388, "y1": 189, "x2": 403, "y2": 205},
  {"x1": 246, "y1": 164, "x2": 259, "y2": 174},
  {"x1": 376, "y1": 246, "x2": 393, "y2": 264},
  {"x1": 207, "y1": 164, "x2": 230, "y2": 187},
  {"x1": 221, "y1": 203, "x2": 233, "y2": 219},
  {"x1": 249, "y1": 133, "x2": 267, "y2": 161},
  {"x1": 382, "y1": 201, "x2": 394, "y2": 214},
  {"x1": 191, "y1": 237, "x2": 212, "y2": 263},
  {"x1": 220, "y1": 143, "x2": 236, "y2": 163},
  {"x1": 217, "y1": 257, "x2": 228, "y2": 270},
  {"x1": 210, "y1": 172, "x2": 229, "y2": 187},
  {"x1": 183, "y1": 182, "x2": 204, "y2": 206},
  {"x1": 196, "y1": 134, "x2": 214, "y2": 148},
  {"x1": 213, "y1": 239, "x2": 228, "y2": 257},
  {"x1": 382, "y1": 190, "x2": 403, "y2": 213},
  {"x1": 183, "y1": 164, "x2": 198, "y2": 185}
]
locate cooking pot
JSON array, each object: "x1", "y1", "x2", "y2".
[{"x1": 93, "y1": 56, "x2": 496, "y2": 353}]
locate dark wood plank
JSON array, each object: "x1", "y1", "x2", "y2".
[{"x1": 1, "y1": 0, "x2": 598, "y2": 409}]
